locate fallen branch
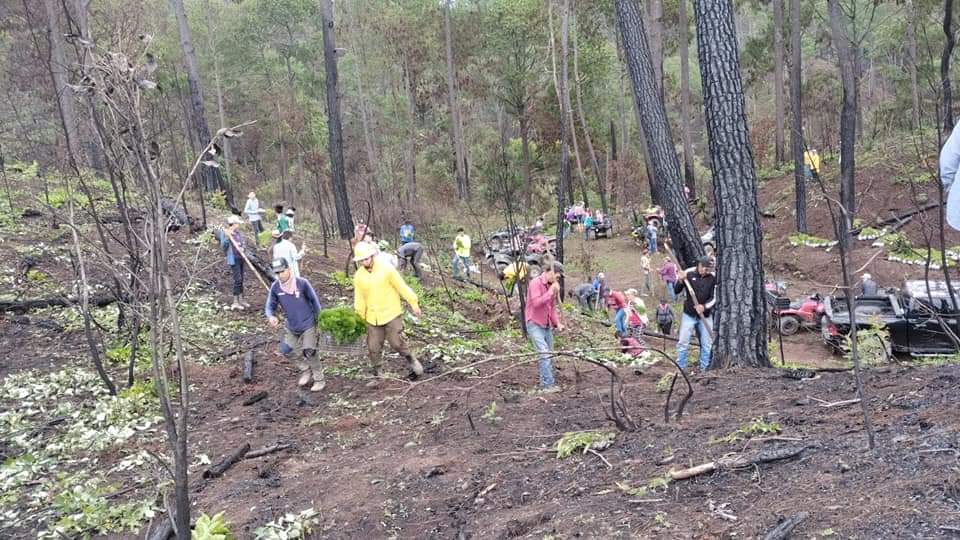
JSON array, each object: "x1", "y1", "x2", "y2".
[
  {"x1": 242, "y1": 391, "x2": 268, "y2": 406},
  {"x1": 0, "y1": 293, "x2": 116, "y2": 313},
  {"x1": 763, "y1": 512, "x2": 810, "y2": 540},
  {"x1": 242, "y1": 351, "x2": 255, "y2": 383},
  {"x1": 587, "y1": 448, "x2": 612, "y2": 469},
  {"x1": 203, "y1": 443, "x2": 251, "y2": 478},
  {"x1": 807, "y1": 396, "x2": 861, "y2": 408},
  {"x1": 245, "y1": 443, "x2": 292, "y2": 459},
  {"x1": 668, "y1": 446, "x2": 807, "y2": 481}
]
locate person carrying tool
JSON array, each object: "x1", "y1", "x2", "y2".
[
  {"x1": 674, "y1": 256, "x2": 717, "y2": 371},
  {"x1": 244, "y1": 191, "x2": 266, "y2": 247},
  {"x1": 397, "y1": 241, "x2": 424, "y2": 279},
  {"x1": 592, "y1": 272, "x2": 609, "y2": 310},
  {"x1": 353, "y1": 241, "x2": 423, "y2": 388},
  {"x1": 272, "y1": 229, "x2": 305, "y2": 279},
  {"x1": 216, "y1": 215, "x2": 250, "y2": 311},
  {"x1": 265, "y1": 258, "x2": 325, "y2": 391},
  {"x1": 452, "y1": 228, "x2": 472, "y2": 280},
  {"x1": 524, "y1": 260, "x2": 564, "y2": 393}
]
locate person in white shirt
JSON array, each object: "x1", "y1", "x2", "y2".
[
  {"x1": 244, "y1": 191, "x2": 266, "y2": 246},
  {"x1": 285, "y1": 207, "x2": 296, "y2": 231},
  {"x1": 272, "y1": 229, "x2": 305, "y2": 279}
]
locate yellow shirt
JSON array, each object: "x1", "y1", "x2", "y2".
[
  {"x1": 354, "y1": 259, "x2": 420, "y2": 326},
  {"x1": 804, "y1": 151, "x2": 821, "y2": 174},
  {"x1": 454, "y1": 233, "x2": 472, "y2": 258}
]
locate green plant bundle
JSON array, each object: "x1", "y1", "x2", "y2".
[
  {"x1": 317, "y1": 306, "x2": 366, "y2": 344},
  {"x1": 192, "y1": 512, "x2": 235, "y2": 540},
  {"x1": 788, "y1": 232, "x2": 837, "y2": 249},
  {"x1": 555, "y1": 431, "x2": 616, "y2": 458}
]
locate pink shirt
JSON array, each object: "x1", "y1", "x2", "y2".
[
  {"x1": 659, "y1": 262, "x2": 678, "y2": 282},
  {"x1": 524, "y1": 275, "x2": 560, "y2": 329}
]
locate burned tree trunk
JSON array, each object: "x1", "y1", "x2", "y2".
[
  {"x1": 555, "y1": 0, "x2": 571, "y2": 270},
  {"x1": 773, "y1": 0, "x2": 786, "y2": 165},
  {"x1": 943, "y1": 0, "x2": 956, "y2": 132},
  {"x1": 828, "y1": 0, "x2": 858, "y2": 243},
  {"x1": 320, "y1": 0, "x2": 355, "y2": 239},
  {"x1": 692, "y1": 0, "x2": 769, "y2": 368},
  {"x1": 678, "y1": 0, "x2": 696, "y2": 198},
  {"x1": 443, "y1": 0, "x2": 470, "y2": 200},
  {"x1": 615, "y1": 0, "x2": 704, "y2": 268},
  {"x1": 790, "y1": 0, "x2": 807, "y2": 232}
]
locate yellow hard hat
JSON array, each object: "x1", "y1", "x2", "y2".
[{"x1": 353, "y1": 241, "x2": 378, "y2": 262}]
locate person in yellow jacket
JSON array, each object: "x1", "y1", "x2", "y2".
[
  {"x1": 452, "y1": 227, "x2": 472, "y2": 280},
  {"x1": 353, "y1": 241, "x2": 423, "y2": 388},
  {"x1": 803, "y1": 149, "x2": 821, "y2": 178}
]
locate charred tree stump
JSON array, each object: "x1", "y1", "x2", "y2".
[
  {"x1": 242, "y1": 351, "x2": 255, "y2": 383},
  {"x1": 203, "y1": 443, "x2": 251, "y2": 479}
]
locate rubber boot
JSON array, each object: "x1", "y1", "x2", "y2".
[
  {"x1": 231, "y1": 295, "x2": 244, "y2": 311},
  {"x1": 310, "y1": 370, "x2": 326, "y2": 392},
  {"x1": 407, "y1": 353, "x2": 424, "y2": 377},
  {"x1": 239, "y1": 295, "x2": 251, "y2": 309}
]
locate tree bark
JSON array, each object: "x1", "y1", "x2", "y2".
[
  {"x1": 646, "y1": 0, "x2": 664, "y2": 97},
  {"x1": 828, "y1": 0, "x2": 858, "y2": 240},
  {"x1": 548, "y1": 0, "x2": 577, "y2": 206},
  {"x1": 773, "y1": 0, "x2": 786, "y2": 164},
  {"x1": 678, "y1": 0, "x2": 696, "y2": 198},
  {"x1": 402, "y1": 61, "x2": 418, "y2": 205},
  {"x1": 556, "y1": 0, "x2": 571, "y2": 270},
  {"x1": 692, "y1": 0, "x2": 770, "y2": 368},
  {"x1": 42, "y1": 0, "x2": 82, "y2": 167},
  {"x1": 201, "y1": 0, "x2": 230, "y2": 181},
  {"x1": 168, "y1": 0, "x2": 231, "y2": 206},
  {"x1": 573, "y1": 12, "x2": 608, "y2": 214},
  {"x1": 942, "y1": 0, "x2": 955, "y2": 133},
  {"x1": 615, "y1": 0, "x2": 704, "y2": 268},
  {"x1": 907, "y1": 0, "x2": 921, "y2": 131},
  {"x1": 790, "y1": 0, "x2": 807, "y2": 233},
  {"x1": 443, "y1": 0, "x2": 470, "y2": 200},
  {"x1": 319, "y1": 0, "x2": 354, "y2": 239},
  {"x1": 520, "y1": 111, "x2": 532, "y2": 205}
]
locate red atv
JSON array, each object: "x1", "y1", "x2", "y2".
[{"x1": 776, "y1": 293, "x2": 826, "y2": 336}]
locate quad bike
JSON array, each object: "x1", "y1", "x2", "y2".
[{"x1": 774, "y1": 292, "x2": 826, "y2": 336}]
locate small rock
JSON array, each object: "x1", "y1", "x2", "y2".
[
  {"x1": 370, "y1": 479, "x2": 382, "y2": 485},
  {"x1": 838, "y1": 459, "x2": 851, "y2": 473}
]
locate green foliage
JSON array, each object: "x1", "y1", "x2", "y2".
[
  {"x1": 555, "y1": 431, "x2": 615, "y2": 459},
  {"x1": 317, "y1": 306, "x2": 367, "y2": 345},
  {"x1": 461, "y1": 287, "x2": 486, "y2": 303},
  {"x1": 481, "y1": 401, "x2": 502, "y2": 423},
  {"x1": 25, "y1": 269, "x2": 46, "y2": 282},
  {"x1": 193, "y1": 512, "x2": 235, "y2": 540},
  {"x1": 842, "y1": 315, "x2": 891, "y2": 365},
  {"x1": 46, "y1": 474, "x2": 158, "y2": 538},
  {"x1": 788, "y1": 232, "x2": 837, "y2": 249},
  {"x1": 655, "y1": 373, "x2": 675, "y2": 393},
  {"x1": 258, "y1": 230, "x2": 273, "y2": 246},
  {"x1": 209, "y1": 191, "x2": 228, "y2": 210},
  {"x1": 710, "y1": 417, "x2": 781, "y2": 445},
  {"x1": 329, "y1": 271, "x2": 353, "y2": 289},
  {"x1": 45, "y1": 186, "x2": 89, "y2": 209}
]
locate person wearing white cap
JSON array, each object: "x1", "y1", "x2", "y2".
[
  {"x1": 861, "y1": 273, "x2": 878, "y2": 296},
  {"x1": 244, "y1": 191, "x2": 265, "y2": 246},
  {"x1": 216, "y1": 215, "x2": 250, "y2": 310}
]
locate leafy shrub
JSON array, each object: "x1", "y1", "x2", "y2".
[
  {"x1": 318, "y1": 306, "x2": 366, "y2": 344},
  {"x1": 192, "y1": 512, "x2": 235, "y2": 540},
  {"x1": 258, "y1": 230, "x2": 273, "y2": 247},
  {"x1": 209, "y1": 191, "x2": 228, "y2": 210},
  {"x1": 555, "y1": 431, "x2": 616, "y2": 458},
  {"x1": 254, "y1": 508, "x2": 320, "y2": 540},
  {"x1": 329, "y1": 271, "x2": 352, "y2": 289}
]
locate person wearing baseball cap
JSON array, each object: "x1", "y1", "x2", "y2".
[
  {"x1": 265, "y1": 258, "x2": 325, "y2": 391},
  {"x1": 674, "y1": 255, "x2": 717, "y2": 371},
  {"x1": 352, "y1": 242, "x2": 423, "y2": 387},
  {"x1": 216, "y1": 215, "x2": 250, "y2": 310}
]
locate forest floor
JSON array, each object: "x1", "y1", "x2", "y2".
[{"x1": 4, "y1": 149, "x2": 960, "y2": 538}]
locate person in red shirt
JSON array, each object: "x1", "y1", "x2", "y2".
[{"x1": 524, "y1": 261, "x2": 564, "y2": 393}]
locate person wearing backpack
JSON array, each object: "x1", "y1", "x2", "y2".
[{"x1": 656, "y1": 299, "x2": 674, "y2": 336}]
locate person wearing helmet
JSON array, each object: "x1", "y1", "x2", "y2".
[
  {"x1": 861, "y1": 273, "x2": 878, "y2": 296},
  {"x1": 353, "y1": 241, "x2": 423, "y2": 387},
  {"x1": 244, "y1": 191, "x2": 266, "y2": 247},
  {"x1": 216, "y1": 215, "x2": 249, "y2": 310},
  {"x1": 272, "y1": 229, "x2": 305, "y2": 279},
  {"x1": 265, "y1": 258, "x2": 325, "y2": 391}
]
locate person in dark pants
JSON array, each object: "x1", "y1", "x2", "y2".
[
  {"x1": 266, "y1": 258, "x2": 324, "y2": 391},
  {"x1": 217, "y1": 215, "x2": 249, "y2": 311},
  {"x1": 397, "y1": 241, "x2": 424, "y2": 279},
  {"x1": 655, "y1": 299, "x2": 674, "y2": 336},
  {"x1": 571, "y1": 283, "x2": 596, "y2": 312}
]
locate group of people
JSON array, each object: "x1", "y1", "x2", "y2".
[{"x1": 563, "y1": 203, "x2": 607, "y2": 240}]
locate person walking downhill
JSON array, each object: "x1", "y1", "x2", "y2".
[
  {"x1": 353, "y1": 241, "x2": 424, "y2": 388},
  {"x1": 525, "y1": 261, "x2": 564, "y2": 393},
  {"x1": 216, "y1": 215, "x2": 250, "y2": 311},
  {"x1": 674, "y1": 256, "x2": 717, "y2": 371},
  {"x1": 265, "y1": 258, "x2": 325, "y2": 391},
  {"x1": 655, "y1": 299, "x2": 674, "y2": 336},
  {"x1": 640, "y1": 252, "x2": 652, "y2": 295},
  {"x1": 272, "y1": 229, "x2": 305, "y2": 279},
  {"x1": 397, "y1": 241, "x2": 424, "y2": 280},
  {"x1": 244, "y1": 191, "x2": 266, "y2": 247},
  {"x1": 452, "y1": 228, "x2": 472, "y2": 280},
  {"x1": 659, "y1": 259, "x2": 678, "y2": 303}
]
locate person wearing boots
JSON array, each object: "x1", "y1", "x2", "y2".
[
  {"x1": 265, "y1": 258, "x2": 325, "y2": 391},
  {"x1": 216, "y1": 215, "x2": 250, "y2": 310},
  {"x1": 353, "y1": 241, "x2": 423, "y2": 388}
]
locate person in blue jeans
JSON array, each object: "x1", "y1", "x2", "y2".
[
  {"x1": 583, "y1": 214, "x2": 594, "y2": 240},
  {"x1": 673, "y1": 256, "x2": 717, "y2": 370},
  {"x1": 646, "y1": 222, "x2": 658, "y2": 253},
  {"x1": 524, "y1": 262, "x2": 563, "y2": 392}
]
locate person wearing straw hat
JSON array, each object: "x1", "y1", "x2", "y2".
[
  {"x1": 353, "y1": 241, "x2": 423, "y2": 388},
  {"x1": 216, "y1": 215, "x2": 250, "y2": 310},
  {"x1": 244, "y1": 191, "x2": 266, "y2": 247},
  {"x1": 265, "y1": 258, "x2": 325, "y2": 391}
]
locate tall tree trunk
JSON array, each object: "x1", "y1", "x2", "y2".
[
  {"x1": 319, "y1": 0, "x2": 354, "y2": 239},
  {"x1": 571, "y1": 116, "x2": 590, "y2": 207},
  {"x1": 678, "y1": 0, "x2": 696, "y2": 198},
  {"x1": 692, "y1": 0, "x2": 769, "y2": 369},
  {"x1": 608, "y1": 121, "x2": 619, "y2": 208},
  {"x1": 828, "y1": 0, "x2": 858, "y2": 241},
  {"x1": 42, "y1": 0, "x2": 82, "y2": 168},
  {"x1": 443, "y1": 0, "x2": 470, "y2": 200},
  {"x1": 572, "y1": 12, "x2": 608, "y2": 214},
  {"x1": 616, "y1": 30, "x2": 630, "y2": 159},
  {"x1": 790, "y1": 0, "x2": 807, "y2": 233},
  {"x1": 349, "y1": 1, "x2": 381, "y2": 203},
  {"x1": 942, "y1": 0, "x2": 955, "y2": 132},
  {"x1": 556, "y1": 0, "x2": 571, "y2": 270},
  {"x1": 276, "y1": 101, "x2": 288, "y2": 202},
  {"x1": 615, "y1": 0, "x2": 704, "y2": 268},
  {"x1": 402, "y1": 62, "x2": 418, "y2": 205},
  {"x1": 907, "y1": 0, "x2": 921, "y2": 131},
  {"x1": 773, "y1": 0, "x2": 786, "y2": 164},
  {"x1": 646, "y1": 0, "x2": 664, "y2": 97},
  {"x1": 168, "y1": 0, "x2": 231, "y2": 207},
  {"x1": 547, "y1": 0, "x2": 577, "y2": 206},
  {"x1": 202, "y1": 0, "x2": 230, "y2": 181},
  {"x1": 520, "y1": 109, "x2": 533, "y2": 206}
]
